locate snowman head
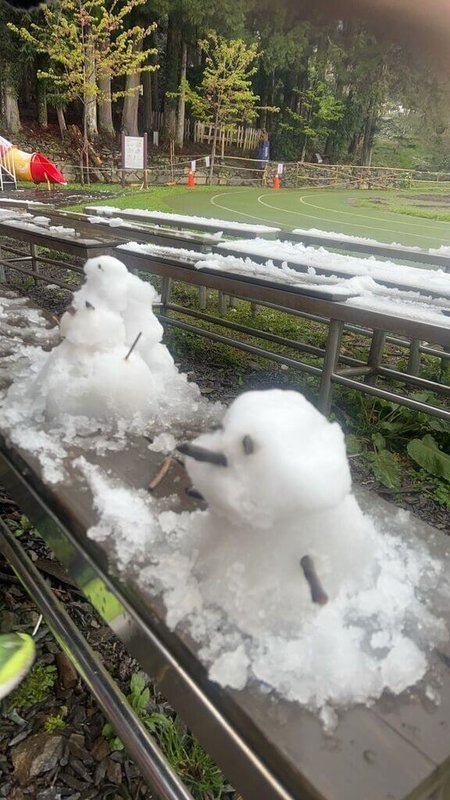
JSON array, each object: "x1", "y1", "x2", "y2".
[
  {"x1": 82, "y1": 256, "x2": 130, "y2": 311},
  {"x1": 179, "y1": 389, "x2": 352, "y2": 527},
  {"x1": 84, "y1": 255, "x2": 129, "y2": 283}
]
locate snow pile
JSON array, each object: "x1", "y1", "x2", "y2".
[
  {"x1": 291, "y1": 227, "x2": 424, "y2": 252},
  {"x1": 88, "y1": 216, "x2": 224, "y2": 242},
  {"x1": 86, "y1": 206, "x2": 280, "y2": 234},
  {"x1": 0, "y1": 257, "x2": 221, "y2": 481},
  {"x1": 119, "y1": 241, "x2": 207, "y2": 265},
  {"x1": 79, "y1": 389, "x2": 448, "y2": 723},
  {"x1": 216, "y1": 238, "x2": 450, "y2": 297},
  {"x1": 428, "y1": 245, "x2": 450, "y2": 258},
  {"x1": 2, "y1": 216, "x2": 100, "y2": 243}
]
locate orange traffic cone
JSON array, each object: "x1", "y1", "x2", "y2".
[
  {"x1": 187, "y1": 168, "x2": 196, "y2": 188},
  {"x1": 272, "y1": 174, "x2": 280, "y2": 190}
]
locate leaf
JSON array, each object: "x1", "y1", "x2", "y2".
[
  {"x1": 367, "y1": 449, "x2": 402, "y2": 489},
  {"x1": 428, "y1": 418, "x2": 450, "y2": 435},
  {"x1": 372, "y1": 432, "x2": 385, "y2": 451},
  {"x1": 407, "y1": 435, "x2": 450, "y2": 481},
  {"x1": 346, "y1": 433, "x2": 363, "y2": 454},
  {"x1": 129, "y1": 671, "x2": 146, "y2": 697}
]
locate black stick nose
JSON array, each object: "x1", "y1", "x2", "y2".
[{"x1": 177, "y1": 443, "x2": 228, "y2": 467}]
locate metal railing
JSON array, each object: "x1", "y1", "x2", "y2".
[{"x1": 0, "y1": 147, "x2": 17, "y2": 191}]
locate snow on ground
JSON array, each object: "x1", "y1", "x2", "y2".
[
  {"x1": 86, "y1": 206, "x2": 280, "y2": 234},
  {"x1": 77, "y1": 389, "x2": 449, "y2": 725},
  {"x1": 216, "y1": 239, "x2": 450, "y2": 298}
]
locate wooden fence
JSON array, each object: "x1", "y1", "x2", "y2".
[{"x1": 149, "y1": 112, "x2": 261, "y2": 152}]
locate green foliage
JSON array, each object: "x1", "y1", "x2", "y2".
[
  {"x1": 44, "y1": 706, "x2": 68, "y2": 733},
  {"x1": 407, "y1": 435, "x2": 450, "y2": 481},
  {"x1": 8, "y1": 514, "x2": 36, "y2": 538},
  {"x1": 9, "y1": 664, "x2": 57, "y2": 709},
  {"x1": 103, "y1": 672, "x2": 232, "y2": 796},
  {"x1": 8, "y1": 0, "x2": 158, "y2": 114},
  {"x1": 340, "y1": 392, "x2": 450, "y2": 503}
]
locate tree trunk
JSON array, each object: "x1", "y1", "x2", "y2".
[
  {"x1": 2, "y1": 82, "x2": 21, "y2": 134},
  {"x1": 121, "y1": 37, "x2": 143, "y2": 136},
  {"x1": 142, "y1": 71, "x2": 153, "y2": 132},
  {"x1": 84, "y1": 27, "x2": 98, "y2": 139},
  {"x1": 175, "y1": 40, "x2": 187, "y2": 149},
  {"x1": 56, "y1": 107, "x2": 67, "y2": 139},
  {"x1": 209, "y1": 109, "x2": 220, "y2": 182},
  {"x1": 163, "y1": 11, "x2": 182, "y2": 143},
  {"x1": 98, "y1": 72, "x2": 114, "y2": 136},
  {"x1": 300, "y1": 136, "x2": 308, "y2": 163},
  {"x1": 37, "y1": 83, "x2": 48, "y2": 128},
  {"x1": 360, "y1": 99, "x2": 377, "y2": 166}
]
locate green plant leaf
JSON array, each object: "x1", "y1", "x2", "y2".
[
  {"x1": 346, "y1": 433, "x2": 363, "y2": 454},
  {"x1": 367, "y1": 449, "x2": 402, "y2": 489},
  {"x1": 130, "y1": 672, "x2": 146, "y2": 697},
  {"x1": 372, "y1": 432, "x2": 385, "y2": 451},
  {"x1": 428, "y1": 418, "x2": 450, "y2": 435},
  {"x1": 407, "y1": 435, "x2": 450, "y2": 481}
]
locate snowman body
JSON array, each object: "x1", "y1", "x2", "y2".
[{"x1": 182, "y1": 389, "x2": 378, "y2": 637}]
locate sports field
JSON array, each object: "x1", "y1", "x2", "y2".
[
  {"x1": 92, "y1": 185, "x2": 450, "y2": 249},
  {"x1": 166, "y1": 187, "x2": 450, "y2": 248}
]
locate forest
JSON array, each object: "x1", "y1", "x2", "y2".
[{"x1": 0, "y1": 0, "x2": 449, "y2": 168}]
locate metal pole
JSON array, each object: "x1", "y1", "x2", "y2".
[
  {"x1": 407, "y1": 339, "x2": 421, "y2": 376},
  {"x1": 365, "y1": 330, "x2": 386, "y2": 386},
  {"x1": 30, "y1": 243, "x2": 39, "y2": 285},
  {"x1": 317, "y1": 319, "x2": 344, "y2": 415},
  {"x1": 0, "y1": 519, "x2": 194, "y2": 800}
]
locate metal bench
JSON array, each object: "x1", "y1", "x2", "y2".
[
  {"x1": 117, "y1": 246, "x2": 450, "y2": 421},
  {"x1": 282, "y1": 229, "x2": 450, "y2": 272},
  {"x1": 85, "y1": 205, "x2": 281, "y2": 240}
]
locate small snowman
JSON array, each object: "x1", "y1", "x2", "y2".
[
  {"x1": 178, "y1": 389, "x2": 378, "y2": 638},
  {"x1": 36, "y1": 300, "x2": 159, "y2": 425}
]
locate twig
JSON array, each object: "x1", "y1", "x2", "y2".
[
  {"x1": 177, "y1": 442, "x2": 228, "y2": 467},
  {"x1": 148, "y1": 455, "x2": 174, "y2": 491},
  {"x1": 300, "y1": 555, "x2": 328, "y2": 605},
  {"x1": 124, "y1": 332, "x2": 142, "y2": 361}
]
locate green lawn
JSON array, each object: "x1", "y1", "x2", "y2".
[{"x1": 65, "y1": 184, "x2": 450, "y2": 248}]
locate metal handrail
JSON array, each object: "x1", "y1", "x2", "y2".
[{"x1": 0, "y1": 147, "x2": 17, "y2": 190}]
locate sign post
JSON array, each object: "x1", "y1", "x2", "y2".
[{"x1": 121, "y1": 133, "x2": 148, "y2": 188}]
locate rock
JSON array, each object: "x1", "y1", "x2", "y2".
[
  {"x1": 56, "y1": 652, "x2": 78, "y2": 689},
  {"x1": 8, "y1": 789, "x2": 26, "y2": 800},
  {"x1": 37, "y1": 790, "x2": 67, "y2": 800},
  {"x1": 106, "y1": 759, "x2": 122, "y2": 785},
  {"x1": 12, "y1": 733, "x2": 64, "y2": 786},
  {"x1": 91, "y1": 736, "x2": 109, "y2": 762},
  {"x1": 68, "y1": 734, "x2": 92, "y2": 763},
  {"x1": 0, "y1": 610, "x2": 18, "y2": 632}
]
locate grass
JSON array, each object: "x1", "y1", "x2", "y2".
[
  {"x1": 9, "y1": 664, "x2": 57, "y2": 709},
  {"x1": 103, "y1": 672, "x2": 233, "y2": 798}
]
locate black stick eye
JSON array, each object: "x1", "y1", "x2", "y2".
[
  {"x1": 85, "y1": 300, "x2": 95, "y2": 310},
  {"x1": 242, "y1": 435, "x2": 255, "y2": 455},
  {"x1": 97, "y1": 264, "x2": 102, "y2": 270}
]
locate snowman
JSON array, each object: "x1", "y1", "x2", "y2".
[
  {"x1": 178, "y1": 389, "x2": 379, "y2": 638},
  {"x1": 36, "y1": 298, "x2": 160, "y2": 425},
  {"x1": 75, "y1": 256, "x2": 206, "y2": 420}
]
